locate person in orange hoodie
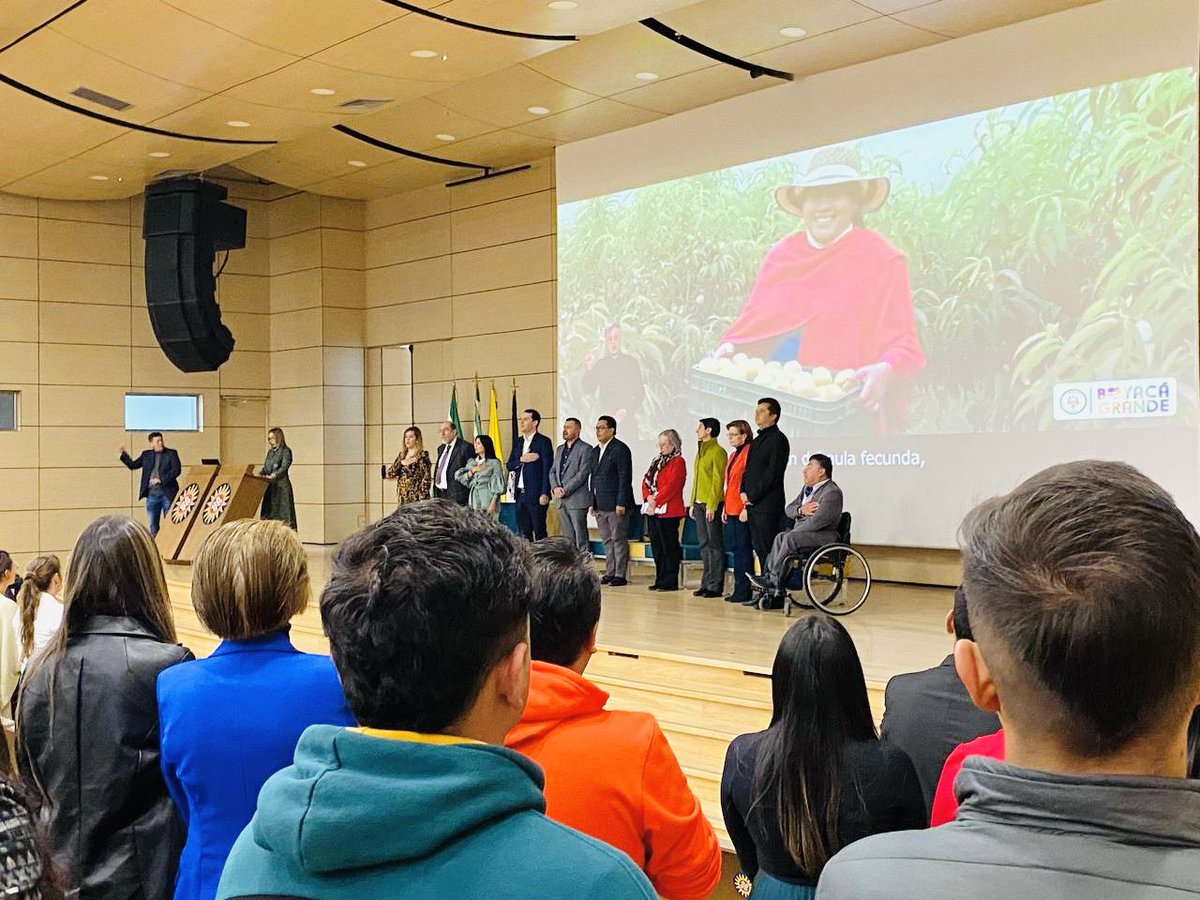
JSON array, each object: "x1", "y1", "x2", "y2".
[{"x1": 506, "y1": 538, "x2": 723, "y2": 900}]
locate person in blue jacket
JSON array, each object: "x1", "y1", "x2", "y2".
[
  {"x1": 216, "y1": 500, "x2": 655, "y2": 900},
  {"x1": 157, "y1": 519, "x2": 353, "y2": 900},
  {"x1": 507, "y1": 408, "x2": 554, "y2": 540}
]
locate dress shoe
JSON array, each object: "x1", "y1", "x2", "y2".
[
  {"x1": 725, "y1": 593, "x2": 750, "y2": 604},
  {"x1": 692, "y1": 589, "x2": 707, "y2": 597},
  {"x1": 648, "y1": 585, "x2": 662, "y2": 591},
  {"x1": 698, "y1": 589, "x2": 722, "y2": 598},
  {"x1": 746, "y1": 574, "x2": 774, "y2": 592},
  {"x1": 608, "y1": 577, "x2": 628, "y2": 587},
  {"x1": 601, "y1": 575, "x2": 613, "y2": 584}
]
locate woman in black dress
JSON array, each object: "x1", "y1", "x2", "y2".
[{"x1": 259, "y1": 427, "x2": 297, "y2": 530}]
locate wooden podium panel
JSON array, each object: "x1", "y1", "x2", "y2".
[
  {"x1": 157, "y1": 465, "x2": 219, "y2": 563},
  {"x1": 173, "y1": 465, "x2": 269, "y2": 564}
]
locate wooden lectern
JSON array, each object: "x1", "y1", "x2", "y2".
[{"x1": 157, "y1": 464, "x2": 269, "y2": 564}]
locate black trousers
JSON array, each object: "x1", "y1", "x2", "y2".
[
  {"x1": 516, "y1": 495, "x2": 548, "y2": 540},
  {"x1": 647, "y1": 516, "x2": 682, "y2": 589},
  {"x1": 747, "y1": 504, "x2": 784, "y2": 581}
]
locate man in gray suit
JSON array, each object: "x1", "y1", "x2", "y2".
[
  {"x1": 748, "y1": 453, "x2": 842, "y2": 606},
  {"x1": 550, "y1": 417, "x2": 594, "y2": 551}
]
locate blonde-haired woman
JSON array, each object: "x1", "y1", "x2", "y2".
[
  {"x1": 157, "y1": 519, "x2": 353, "y2": 900},
  {"x1": 259, "y1": 427, "x2": 297, "y2": 529},
  {"x1": 386, "y1": 426, "x2": 432, "y2": 508},
  {"x1": 13, "y1": 554, "x2": 63, "y2": 669},
  {"x1": 17, "y1": 515, "x2": 192, "y2": 899},
  {"x1": 641, "y1": 429, "x2": 687, "y2": 592}
]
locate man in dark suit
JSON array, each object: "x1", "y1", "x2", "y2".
[
  {"x1": 432, "y1": 421, "x2": 472, "y2": 505},
  {"x1": 880, "y1": 587, "x2": 1001, "y2": 815},
  {"x1": 119, "y1": 431, "x2": 182, "y2": 537},
  {"x1": 589, "y1": 416, "x2": 635, "y2": 587},
  {"x1": 739, "y1": 398, "x2": 790, "y2": 604},
  {"x1": 748, "y1": 452, "x2": 842, "y2": 606},
  {"x1": 550, "y1": 417, "x2": 594, "y2": 551},
  {"x1": 507, "y1": 408, "x2": 554, "y2": 540}
]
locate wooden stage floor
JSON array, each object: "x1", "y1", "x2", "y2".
[{"x1": 166, "y1": 547, "x2": 954, "y2": 684}]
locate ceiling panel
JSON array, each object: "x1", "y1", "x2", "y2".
[
  {"x1": 53, "y1": 0, "x2": 298, "y2": 93},
  {"x1": 345, "y1": 97, "x2": 498, "y2": 151},
  {"x1": 2, "y1": 157, "x2": 148, "y2": 200},
  {"x1": 0, "y1": 1, "x2": 77, "y2": 49},
  {"x1": 511, "y1": 98, "x2": 664, "y2": 143},
  {"x1": 160, "y1": 0, "x2": 401, "y2": 56},
  {"x1": 656, "y1": 0, "x2": 878, "y2": 58},
  {"x1": 433, "y1": 129, "x2": 557, "y2": 170},
  {"x1": 234, "y1": 128, "x2": 399, "y2": 179},
  {"x1": 72, "y1": 131, "x2": 252, "y2": 174},
  {"x1": 0, "y1": 83, "x2": 125, "y2": 160},
  {"x1": 1, "y1": 29, "x2": 211, "y2": 124},
  {"x1": 432, "y1": 0, "x2": 701, "y2": 37},
  {"x1": 227, "y1": 150, "x2": 330, "y2": 189},
  {"x1": 612, "y1": 62, "x2": 779, "y2": 115},
  {"x1": 348, "y1": 155, "x2": 464, "y2": 192},
  {"x1": 221, "y1": 59, "x2": 435, "y2": 113},
  {"x1": 748, "y1": 16, "x2": 946, "y2": 79},
  {"x1": 894, "y1": 0, "x2": 1100, "y2": 39},
  {"x1": 852, "y1": 0, "x2": 945, "y2": 13},
  {"x1": 145, "y1": 95, "x2": 345, "y2": 143},
  {"x1": 426, "y1": 65, "x2": 597, "y2": 128}
]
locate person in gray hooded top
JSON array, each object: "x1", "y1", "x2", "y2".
[{"x1": 817, "y1": 460, "x2": 1200, "y2": 900}]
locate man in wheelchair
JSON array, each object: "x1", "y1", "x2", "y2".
[{"x1": 747, "y1": 453, "x2": 843, "y2": 609}]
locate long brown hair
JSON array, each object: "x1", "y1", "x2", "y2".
[
  {"x1": 268, "y1": 426, "x2": 287, "y2": 449},
  {"x1": 16, "y1": 556, "x2": 60, "y2": 663},
  {"x1": 28, "y1": 517, "x2": 176, "y2": 680},
  {"x1": 404, "y1": 426, "x2": 424, "y2": 457}
]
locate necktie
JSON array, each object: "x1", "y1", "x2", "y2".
[
  {"x1": 560, "y1": 442, "x2": 572, "y2": 478},
  {"x1": 804, "y1": 485, "x2": 813, "y2": 500},
  {"x1": 436, "y1": 442, "x2": 452, "y2": 487}
]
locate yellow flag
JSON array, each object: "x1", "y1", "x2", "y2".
[{"x1": 488, "y1": 382, "x2": 504, "y2": 462}]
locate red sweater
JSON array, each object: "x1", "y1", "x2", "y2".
[
  {"x1": 641, "y1": 455, "x2": 687, "y2": 518},
  {"x1": 721, "y1": 228, "x2": 926, "y2": 377},
  {"x1": 930, "y1": 728, "x2": 1005, "y2": 826},
  {"x1": 506, "y1": 662, "x2": 722, "y2": 900}
]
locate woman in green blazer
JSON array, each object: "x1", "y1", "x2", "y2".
[
  {"x1": 454, "y1": 435, "x2": 506, "y2": 518},
  {"x1": 260, "y1": 427, "x2": 298, "y2": 530}
]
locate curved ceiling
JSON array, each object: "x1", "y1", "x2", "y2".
[{"x1": 0, "y1": 0, "x2": 1099, "y2": 200}]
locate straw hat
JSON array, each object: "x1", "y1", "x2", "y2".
[{"x1": 775, "y1": 146, "x2": 890, "y2": 216}]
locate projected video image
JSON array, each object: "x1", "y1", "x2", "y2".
[{"x1": 558, "y1": 69, "x2": 1198, "y2": 440}]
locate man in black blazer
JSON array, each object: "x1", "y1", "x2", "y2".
[
  {"x1": 506, "y1": 408, "x2": 554, "y2": 540},
  {"x1": 119, "y1": 431, "x2": 182, "y2": 537},
  {"x1": 880, "y1": 586, "x2": 1001, "y2": 815},
  {"x1": 589, "y1": 416, "x2": 635, "y2": 586},
  {"x1": 739, "y1": 398, "x2": 790, "y2": 599},
  {"x1": 432, "y1": 421, "x2": 472, "y2": 505}
]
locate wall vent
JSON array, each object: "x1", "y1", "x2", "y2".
[
  {"x1": 71, "y1": 86, "x2": 132, "y2": 111},
  {"x1": 337, "y1": 98, "x2": 392, "y2": 111}
]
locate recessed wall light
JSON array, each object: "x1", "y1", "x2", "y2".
[
  {"x1": 226, "y1": 120, "x2": 251, "y2": 128},
  {"x1": 527, "y1": 106, "x2": 550, "y2": 115},
  {"x1": 410, "y1": 49, "x2": 439, "y2": 59},
  {"x1": 548, "y1": 0, "x2": 578, "y2": 8},
  {"x1": 435, "y1": 133, "x2": 456, "y2": 142},
  {"x1": 347, "y1": 159, "x2": 368, "y2": 168},
  {"x1": 310, "y1": 87, "x2": 336, "y2": 95},
  {"x1": 148, "y1": 151, "x2": 170, "y2": 158},
  {"x1": 89, "y1": 174, "x2": 109, "y2": 181},
  {"x1": 780, "y1": 26, "x2": 807, "y2": 38},
  {"x1": 634, "y1": 72, "x2": 659, "y2": 81}
]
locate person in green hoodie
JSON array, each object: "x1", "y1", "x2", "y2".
[
  {"x1": 690, "y1": 417, "x2": 729, "y2": 597},
  {"x1": 216, "y1": 499, "x2": 656, "y2": 900}
]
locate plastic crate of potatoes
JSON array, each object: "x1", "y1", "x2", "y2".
[{"x1": 691, "y1": 355, "x2": 866, "y2": 429}]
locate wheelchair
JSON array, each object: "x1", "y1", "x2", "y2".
[{"x1": 767, "y1": 512, "x2": 872, "y2": 617}]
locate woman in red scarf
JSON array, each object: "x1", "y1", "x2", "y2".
[
  {"x1": 716, "y1": 151, "x2": 926, "y2": 432},
  {"x1": 641, "y1": 429, "x2": 687, "y2": 592}
]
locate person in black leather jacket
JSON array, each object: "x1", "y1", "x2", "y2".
[{"x1": 17, "y1": 515, "x2": 193, "y2": 899}]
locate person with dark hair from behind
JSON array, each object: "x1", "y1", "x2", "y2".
[
  {"x1": 691, "y1": 417, "x2": 728, "y2": 598},
  {"x1": 739, "y1": 398, "x2": 790, "y2": 605},
  {"x1": 157, "y1": 519, "x2": 354, "y2": 900},
  {"x1": 0, "y1": 771, "x2": 64, "y2": 899},
  {"x1": 879, "y1": 586, "x2": 1000, "y2": 816},
  {"x1": 722, "y1": 614, "x2": 925, "y2": 898},
  {"x1": 749, "y1": 453, "x2": 842, "y2": 609},
  {"x1": 506, "y1": 539, "x2": 722, "y2": 900},
  {"x1": 120, "y1": 431, "x2": 182, "y2": 537},
  {"x1": 216, "y1": 500, "x2": 655, "y2": 900},
  {"x1": 17, "y1": 515, "x2": 193, "y2": 899},
  {"x1": 591, "y1": 415, "x2": 635, "y2": 587},
  {"x1": 507, "y1": 408, "x2": 554, "y2": 540},
  {"x1": 817, "y1": 461, "x2": 1200, "y2": 899}
]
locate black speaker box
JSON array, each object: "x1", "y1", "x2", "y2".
[{"x1": 143, "y1": 178, "x2": 247, "y2": 372}]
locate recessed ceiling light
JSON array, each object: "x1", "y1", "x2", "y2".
[
  {"x1": 634, "y1": 71, "x2": 659, "y2": 81},
  {"x1": 780, "y1": 26, "x2": 807, "y2": 38},
  {"x1": 548, "y1": 0, "x2": 578, "y2": 8},
  {"x1": 226, "y1": 120, "x2": 251, "y2": 128},
  {"x1": 347, "y1": 159, "x2": 368, "y2": 168},
  {"x1": 89, "y1": 174, "x2": 109, "y2": 181},
  {"x1": 310, "y1": 87, "x2": 336, "y2": 96},
  {"x1": 527, "y1": 106, "x2": 550, "y2": 115},
  {"x1": 435, "y1": 133, "x2": 456, "y2": 142},
  {"x1": 410, "y1": 49, "x2": 439, "y2": 59},
  {"x1": 148, "y1": 151, "x2": 170, "y2": 158}
]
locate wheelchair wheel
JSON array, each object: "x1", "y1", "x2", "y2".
[{"x1": 804, "y1": 544, "x2": 871, "y2": 616}]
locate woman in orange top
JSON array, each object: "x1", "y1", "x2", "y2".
[
  {"x1": 722, "y1": 420, "x2": 753, "y2": 603},
  {"x1": 641, "y1": 429, "x2": 687, "y2": 592}
]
